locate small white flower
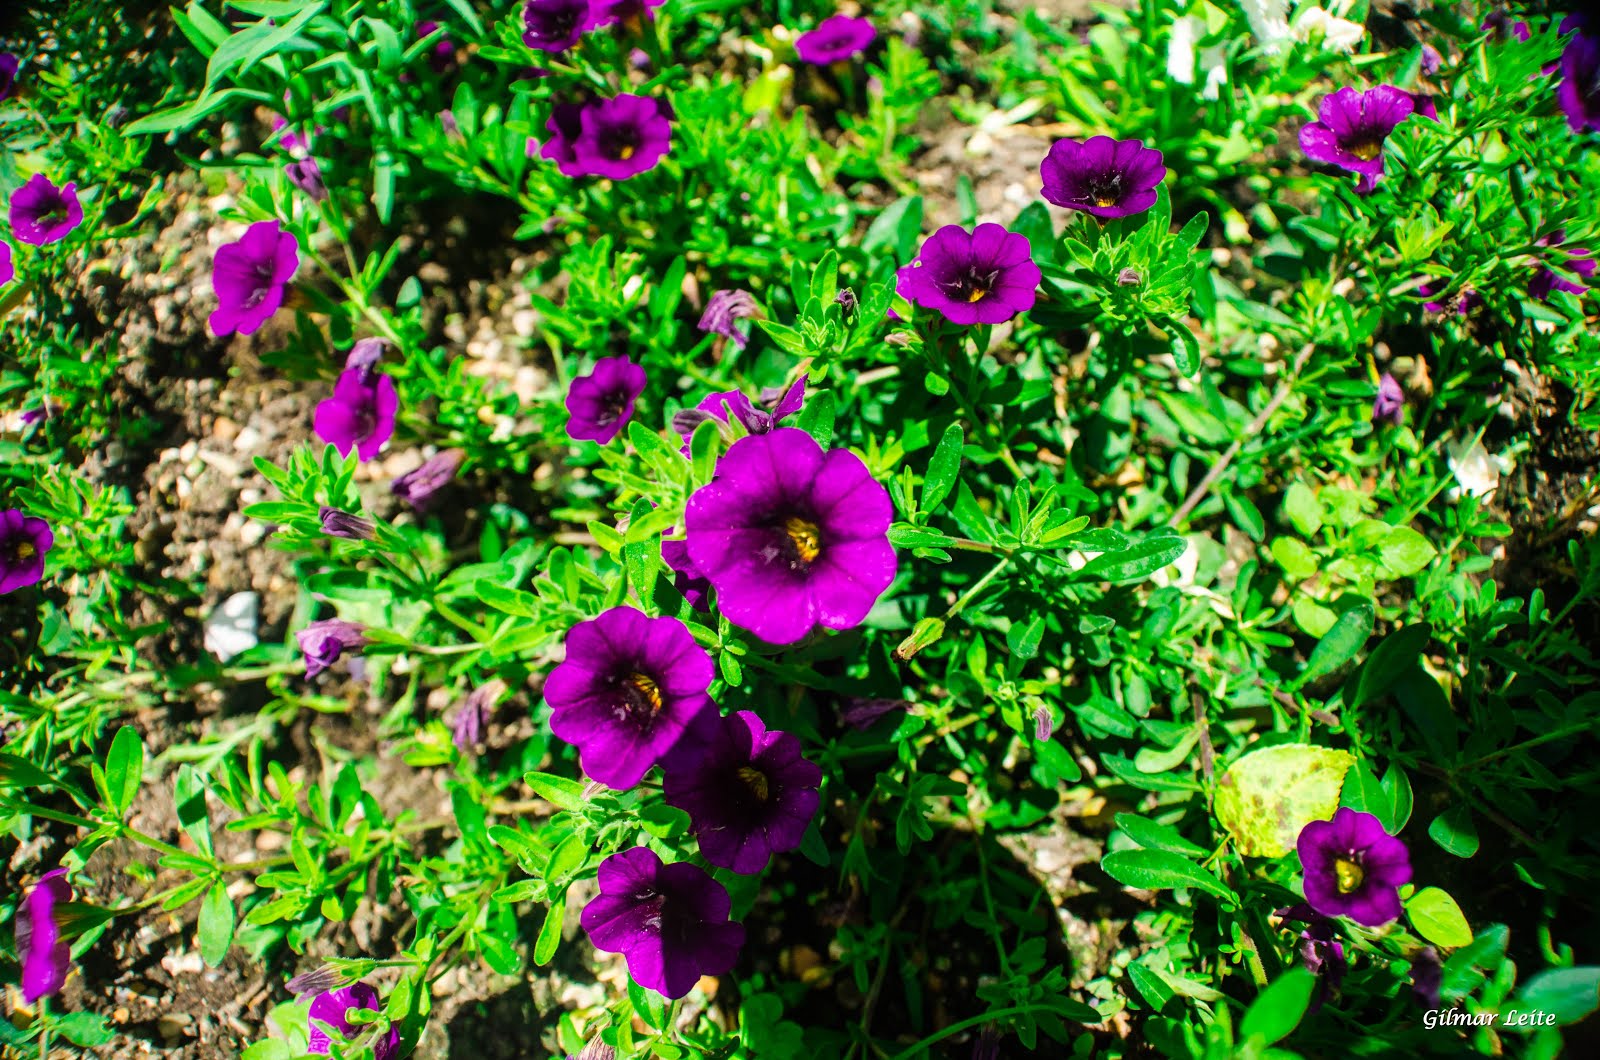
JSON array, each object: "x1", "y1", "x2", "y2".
[
  {"x1": 1447, "y1": 439, "x2": 1510, "y2": 500},
  {"x1": 1238, "y1": 0, "x2": 1293, "y2": 53},
  {"x1": 1168, "y1": 15, "x2": 1198, "y2": 84},
  {"x1": 203, "y1": 591, "x2": 259, "y2": 662},
  {"x1": 1294, "y1": 6, "x2": 1365, "y2": 52}
]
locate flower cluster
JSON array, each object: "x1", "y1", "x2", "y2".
[{"x1": 521, "y1": 0, "x2": 665, "y2": 54}]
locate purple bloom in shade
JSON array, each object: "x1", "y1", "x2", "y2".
[
  {"x1": 972, "y1": 1027, "x2": 1002, "y2": 1060},
  {"x1": 391, "y1": 449, "x2": 466, "y2": 512},
  {"x1": 0, "y1": 241, "x2": 12, "y2": 286},
  {"x1": 538, "y1": 102, "x2": 585, "y2": 174},
  {"x1": 1409, "y1": 91, "x2": 1439, "y2": 121},
  {"x1": 1372, "y1": 373, "x2": 1404, "y2": 426},
  {"x1": 1039, "y1": 135, "x2": 1167, "y2": 219},
  {"x1": 895, "y1": 224, "x2": 1041, "y2": 326},
  {"x1": 295, "y1": 619, "x2": 368, "y2": 679},
  {"x1": 1482, "y1": 12, "x2": 1531, "y2": 43},
  {"x1": 1558, "y1": 32, "x2": 1600, "y2": 132},
  {"x1": 286, "y1": 965, "x2": 346, "y2": 999},
  {"x1": 1033, "y1": 704, "x2": 1054, "y2": 741},
  {"x1": 307, "y1": 983, "x2": 399, "y2": 1059},
  {"x1": 452, "y1": 680, "x2": 502, "y2": 753},
  {"x1": 544, "y1": 606, "x2": 717, "y2": 790},
  {"x1": 567, "y1": 94, "x2": 672, "y2": 180},
  {"x1": 8, "y1": 175, "x2": 83, "y2": 247},
  {"x1": 1412, "y1": 947, "x2": 1444, "y2": 1010},
  {"x1": 319, "y1": 506, "x2": 375, "y2": 541},
  {"x1": 209, "y1": 220, "x2": 300, "y2": 337},
  {"x1": 1296, "y1": 807, "x2": 1412, "y2": 927},
  {"x1": 592, "y1": 0, "x2": 665, "y2": 29},
  {"x1": 1420, "y1": 44, "x2": 1444, "y2": 75},
  {"x1": 416, "y1": 20, "x2": 456, "y2": 73},
  {"x1": 1418, "y1": 278, "x2": 1481, "y2": 315},
  {"x1": 697, "y1": 289, "x2": 761, "y2": 348},
  {"x1": 661, "y1": 536, "x2": 711, "y2": 609},
  {"x1": 314, "y1": 367, "x2": 399, "y2": 461},
  {"x1": 1275, "y1": 903, "x2": 1346, "y2": 1014},
  {"x1": 685, "y1": 427, "x2": 896, "y2": 646},
  {"x1": 567, "y1": 356, "x2": 647, "y2": 444},
  {"x1": 0, "y1": 509, "x2": 52, "y2": 595},
  {"x1": 663, "y1": 711, "x2": 822, "y2": 874},
  {"x1": 15, "y1": 869, "x2": 71, "y2": 1002},
  {"x1": 285, "y1": 157, "x2": 328, "y2": 201},
  {"x1": 522, "y1": 0, "x2": 596, "y2": 53},
  {"x1": 580, "y1": 847, "x2": 745, "y2": 999},
  {"x1": 1299, "y1": 86, "x2": 1416, "y2": 180},
  {"x1": 0, "y1": 54, "x2": 18, "y2": 101},
  {"x1": 1530, "y1": 245, "x2": 1596, "y2": 301},
  {"x1": 839, "y1": 696, "x2": 910, "y2": 730},
  {"x1": 795, "y1": 15, "x2": 877, "y2": 64}
]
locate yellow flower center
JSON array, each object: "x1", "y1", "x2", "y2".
[
  {"x1": 1349, "y1": 140, "x2": 1382, "y2": 161},
  {"x1": 783, "y1": 516, "x2": 822, "y2": 564},
  {"x1": 15, "y1": 541, "x2": 35, "y2": 561},
  {"x1": 1095, "y1": 195, "x2": 1119, "y2": 208},
  {"x1": 624, "y1": 671, "x2": 663, "y2": 713},
  {"x1": 966, "y1": 287, "x2": 987, "y2": 303},
  {"x1": 1334, "y1": 857, "x2": 1365, "y2": 894},
  {"x1": 737, "y1": 765, "x2": 770, "y2": 801},
  {"x1": 618, "y1": 144, "x2": 635, "y2": 160}
]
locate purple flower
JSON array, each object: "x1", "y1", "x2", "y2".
[
  {"x1": 1296, "y1": 807, "x2": 1412, "y2": 927},
  {"x1": 319, "y1": 506, "x2": 375, "y2": 541},
  {"x1": 295, "y1": 619, "x2": 368, "y2": 679},
  {"x1": 15, "y1": 869, "x2": 71, "y2": 1003},
  {"x1": 839, "y1": 697, "x2": 909, "y2": 730},
  {"x1": 664, "y1": 711, "x2": 822, "y2": 874},
  {"x1": 563, "y1": 94, "x2": 672, "y2": 180},
  {"x1": 416, "y1": 20, "x2": 456, "y2": 73},
  {"x1": 1558, "y1": 32, "x2": 1600, "y2": 132},
  {"x1": 1299, "y1": 86, "x2": 1416, "y2": 180},
  {"x1": 0, "y1": 241, "x2": 12, "y2": 286},
  {"x1": 972, "y1": 1027, "x2": 1002, "y2": 1060},
  {"x1": 566, "y1": 356, "x2": 647, "y2": 444},
  {"x1": 1372, "y1": 373, "x2": 1404, "y2": 426},
  {"x1": 895, "y1": 223, "x2": 1041, "y2": 326},
  {"x1": 1418, "y1": 278, "x2": 1481, "y2": 315},
  {"x1": 0, "y1": 509, "x2": 52, "y2": 595},
  {"x1": 1275, "y1": 903, "x2": 1346, "y2": 1014},
  {"x1": 19, "y1": 403, "x2": 61, "y2": 427},
  {"x1": 1482, "y1": 12, "x2": 1531, "y2": 43},
  {"x1": 391, "y1": 450, "x2": 465, "y2": 511},
  {"x1": 673, "y1": 377, "x2": 805, "y2": 453},
  {"x1": 286, "y1": 965, "x2": 346, "y2": 999},
  {"x1": 1420, "y1": 44, "x2": 1444, "y2": 75},
  {"x1": 0, "y1": 54, "x2": 18, "y2": 101},
  {"x1": 307, "y1": 982, "x2": 399, "y2": 1059},
  {"x1": 544, "y1": 606, "x2": 717, "y2": 789},
  {"x1": 9, "y1": 175, "x2": 83, "y2": 246},
  {"x1": 580, "y1": 847, "x2": 745, "y2": 999},
  {"x1": 592, "y1": 0, "x2": 665, "y2": 28},
  {"x1": 568, "y1": 1043, "x2": 616, "y2": 1060},
  {"x1": 209, "y1": 220, "x2": 300, "y2": 337},
  {"x1": 285, "y1": 158, "x2": 328, "y2": 201},
  {"x1": 1039, "y1": 135, "x2": 1167, "y2": 219},
  {"x1": 685, "y1": 428, "x2": 896, "y2": 645},
  {"x1": 795, "y1": 15, "x2": 877, "y2": 64},
  {"x1": 453, "y1": 680, "x2": 502, "y2": 753},
  {"x1": 661, "y1": 536, "x2": 711, "y2": 609},
  {"x1": 697, "y1": 289, "x2": 761, "y2": 349},
  {"x1": 314, "y1": 367, "x2": 399, "y2": 461},
  {"x1": 1033, "y1": 705, "x2": 1054, "y2": 741},
  {"x1": 522, "y1": 0, "x2": 596, "y2": 53},
  {"x1": 1530, "y1": 243, "x2": 1595, "y2": 301},
  {"x1": 1412, "y1": 946, "x2": 1443, "y2": 1010}
]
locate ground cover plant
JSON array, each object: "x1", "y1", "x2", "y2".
[{"x1": 2, "y1": 0, "x2": 1599, "y2": 1056}]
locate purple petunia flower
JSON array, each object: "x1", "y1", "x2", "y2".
[
  {"x1": 895, "y1": 223, "x2": 1041, "y2": 326},
  {"x1": 209, "y1": 220, "x2": 300, "y2": 337},
  {"x1": 582, "y1": 95, "x2": 672, "y2": 180},
  {"x1": 1040, "y1": 135, "x2": 1167, "y2": 219},
  {"x1": 544, "y1": 606, "x2": 717, "y2": 789},
  {"x1": 1420, "y1": 43, "x2": 1444, "y2": 75},
  {"x1": 285, "y1": 158, "x2": 328, "y2": 201},
  {"x1": 795, "y1": 15, "x2": 877, "y2": 64},
  {"x1": 1299, "y1": 85, "x2": 1416, "y2": 181},
  {"x1": 296, "y1": 619, "x2": 368, "y2": 679},
  {"x1": 1276, "y1": 903, "x2": 1346, "y2": 1015},
  {"x1": 664, "y1": 711, "x2": 822, "y2": 874},
  {"x1": 839, "y1": 696, "x2": 910, "y2": 730},
  {"x1": 314, "y1": 368, "x2": 399, "y2": 462},
  {"x1": 1530, "y1": 236, "x2": 1595, "y2": 301},
  {"x1": 567, "y1": 1042, "x2": 617, "y2": 1060},
  {"x1": 1296, "y1": 807, "x2": 1412, "y2": 927},
  {"x1": 416, "y1": 20, "x2": 456, "y2": 73},
  {"x1": 592, "y1": 0, "x2": 665, "y2": 29},
  {"x1": 580, "y1": 846, "x2": 745, "y2": 999},
  {"x1": 1558, "y1": 31, "x2": 1600, "y2": 132},
  {"x1": 566, "y1": 356, "x2": 647, "y2": 444},
  {"x1": 1412, "y1": 946, "x2": 1444, "y2": 1010},
  {"x1": 319, "y1": 506, "x2": 375, "y2": 541},
  {"x1": 0, "y1": 241, "x2": 12, "y2": 286},
  {"x1": 15, "y1": 869, "x2": 71, "y2": 1003},
  {"x1": 673, "y1": 377, "x2": 805, "y2": 453},
  {"x1": 391, "y1": 449, "x2": 465, "y2": 511},
  {"x1": 685, "y1": 428, "x2": 896, "y2": 645},
  {"x1": 696, "y1": 289, "x2": 761, "y2": 349},
  {"x1": 661, "y1": 536, "x2": 712, "y2": 609},
  {"x1": 307, "y1": 982, "x2": 399, "y2": 1059},
  {"x1": 1372, "y1": 373, "x2": 1404, "y2": 426},
  {"x1": 0, "y1": 54, "x2": 18, "y2": 101},
  {"x1": 522, "y1": 0, "x2": 597, "y2": 53},
  {"x1": 1482, "y1": 12, "x2": 1531, "y2": 43},
  {"x1": 9, "y1": 175, "x2": 83, "y2": 247},
  {"x1": 0, "y1": 509, "x2": 52, "y2": 595}
]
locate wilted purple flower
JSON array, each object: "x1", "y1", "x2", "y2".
[
  {"x1": 15, "y1": 869, "x2": 71, "y2": 1002},
  {"x1": 685, "y1": 428, "x2": 896, "y2": 645},
  {"x1": 1482, "y1": 12, "x2": 1531, "y2": 43},
  {"x1": 566, "y1": 356, "x2": 647, "y2": 444},
  {"x1": 19, "y1": 403, "x2": 61, "y2": 427},
  {"x1": 1297, "y1": 807, "x2": 1411, "y2": 926},
  {"x1": 307, "y1": 982, "x2": 399, "y2": 1059},
  {"x1": 592, "y1": 0, "x2": 665, "y2": 29},
  {"x1": 795, "y1": 15, "x2": 877, "y2": 64},
  {"x1": 835, "y1": 287, "x2": 858, "y2": 322},
  {"x1": 1412, "y1": 946, "x2": 1443, "y2": 1010},
  {"x1": 1275, "y1": 903, "x2": 1346, "y2": 1014},
  {"x1": 0, "y1": 509, "x2": 52, "y2": 595},
  {"x1": 453, "y1": 680, "x2": 503, "y2": 753},
  {"x1": 1530, "y1": 237, "x2": 1595, "y2": 301},
  {"x1": 1033, "y1": 705, "x2": 1054, "y2": 741},
  {"x1": 674, "y1": 378, "x2": 804, "y2": 454},
  {"x1": 580, "y1": 847, "x2": 745, "y2": 999},
  {"x1": 296, "y1": 619, "x2": 368, "y2": 679},
  {"x1": 440, "y1": 110, "x2": 461, "y2": 139},
  {"x1": 896, "y1": 223, "x2": 1041, "y2": 326},
  {"x1": 662, "y1": 536, "x2": 712, "y2": 609},
  {"x1": 319, "y1": 506, "x2": 375, "y2": 541},
  {"x1": 1299, "y1": 85, "x2": 1416, "y2": 181},
  {"x1": 522, "y1": 0, "x2": 596, "y2": 53},
  {"x1": 1116, "y1": 267, "x2": 1142, "y2": 287},
  {"x1": 1040, "y1": 135, "x2": 1167, "y2": 219},
  {"x1": 568, "y1": 1042, "x2": 617, "y2": 1060},
  {"x1": 391, "y1": 450, "x2": 465, "y2": 511},
  {"x1": 664, "y1": 711, "x2": 822, "y2": 874},
  {"x1": 544, "y1": 606, "x2": 717, "y2": 789},
  {"x1": 286, "y1": 965, "x2": 347, "y2": 999},
  {"x1": 345, "y1": 337, "x2": 387, "y2": 375},
  {"x1": 1372, "y1": 373, "x2": 1404, "y2": 426},
  {"x1": 1418, "y1": 278, "x2": 1481, "y2": 315},
  {"x1": 697, "y1": 289, "x2": 761, "y2": 349},
  {"x1": 839, "y1": 697, "x2": 909, "y2": 730},
  {"x1": 416, "y1": 20, "x2": 457, "y2": 73},
  {"x1": 314, "y1": 366, "x2": 399, "y2": 462},
  {"x1": 1420, "y1": 44, "x2": 1444, "y2": 75},
  {"x1": 971, "y1": 1027, "x2": 1002, "y2": 1060},
  {"x1": 0, "y1": 54, "x2": 18, "y2": 101},
  {"x1": 209, "y1": 220, "x2": 300, "y2": 337},
  {"x1": 1558, "y1": 31, "x2": 1600, "y2": 132},
  {"x1": 0, "y1": 241, "x2": 12, "y2": 286},
  {"x1": 285, "y1": 158, "x2": 327, "y2": 201},
  {"x1": 9, "y1": 175, "x2": 83, "y2": 246}
]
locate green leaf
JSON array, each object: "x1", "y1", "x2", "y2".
[
  {"x1": 524, "y1": 772, "x2": 587, "y2": 812},
  {"x1": 1114, "y1": 813, "x2": 1208, "y2": 857},
  {"x1": 922, "y1": 423, "x2": 964, "y2": 514},
  {"x1": 1161, "y1": 316, "x2": 1201, "y2": 377},
  {"x1": 1240, "y1": 968, "x2": 1316, "y2": 1046},
  {"x1": 1281, "y1": 481, "x2": 1323, "y2": 537},
  {"x1": 1346, "y1": 622, "x2": 1432, "y2": 709},
  {"x1": 795, "y1": 388, "x2": 835, "y2": 444},
  {"x1": 1292, "y1": 601, "x2": 1374, "y2": 689},
  {"x1": 199, "y1": 881, "x2": 236, "y2": 967},
  {"x1": 1505, "y1": 967, "x2": 1600, "y2": 1026},
  {"x1": 105, "y1": 725, "x2": 145, "y2": 817},
  {"x1": 0, "y1": 752, "x2": 53, "y2": 788},
  {"x1": 241, "y1": 1042, "x2": 292, "y2": 1060},
  {"x1": 1215, "y1": 744, "x2": 1354, "y2": 857},
  {"x1": 54, "y1": 1011, "x2": 116, "y2": 1048},
  {"x1": 174, "y1": 766, "x2": 214, "y2": 857},
  {"x1": 1428, "y1": 805, "x2": 1480, "y2": 858},
  {"x1": 1380, "y1": 525, "x2": 1437, "y2": 578},
  {"x1": 1099, "y1": 849, "x2": 1236, "y2": 905},
  {"x1": 1408, "y1": 887, "x2": 1474, "y2": 948},
  {"x1": 1339, "y1": 760, "x2": 1387, "y2": 824},
  {"x1": 534, "y1": 895, "x2": 565, "y2": 966},
  {"x1": 1077, "y1": 533, "x2": 1187, "y2": 584}
]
